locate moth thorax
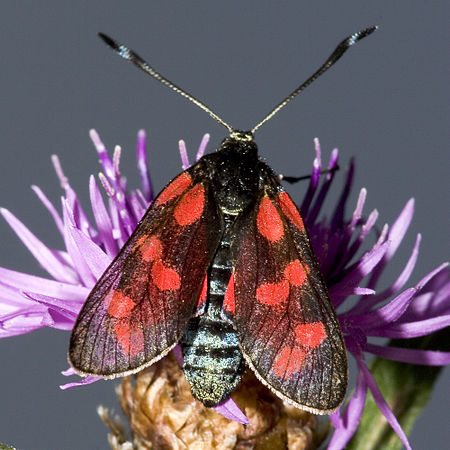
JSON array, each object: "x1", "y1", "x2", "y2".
[{"x1": 211, "y1": 138, "x2": 260, "y2": 214}]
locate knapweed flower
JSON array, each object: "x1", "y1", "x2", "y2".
[{"x1": 0, "y1": 130, "x2": 449, "y2": 449}]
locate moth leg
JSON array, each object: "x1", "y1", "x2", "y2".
[{"x1": 278, "y1": 166, "x2": 340, "y2": 184}]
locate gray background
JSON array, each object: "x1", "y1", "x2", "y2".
[{"x1": 0, "y1": 1, "x2": 448, "y2": 449}]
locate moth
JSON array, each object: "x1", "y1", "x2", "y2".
[{"x1": 69, "y1": 27, "x2": 376, "y2": 414}]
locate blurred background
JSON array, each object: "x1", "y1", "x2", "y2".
[{"x1": 0, "y1": 2, "x2": 448, "y2": 448}]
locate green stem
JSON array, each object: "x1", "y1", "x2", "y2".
[{"x1": 347, "y1": 328, "x2": 449, "y2": 450}]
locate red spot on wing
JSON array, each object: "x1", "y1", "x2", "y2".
[
  {"x1": 113, "y1": 321, "x2": 144, "y2": 357},
  {"x1": 273, "y1": 345, "x2": 306, "y2": 378},
  {"x1": 284, "y1": 260, "x2": 309, "y2": 286},
  {"x1": 134, "y1": 234, "x2": 148, "y2": 249},
  {"x1": 223, "y1": 273, "x2": 235, "y2": 315},
  {"x1": 256, "y1": 279, "x2": 289, "y2": 306},
  {"x1": 151, "y1": 260, "x2": 181, "y2": 291},
  {"x1": 139, "y1": 235, "x2": 163, "y2": 262},
  {"x1": 107, "y1": 291, "x2": 135, "y2": 319},
  {"x1": 196, "y1": 274, "x2": 208, "y2": 311},
  {"x1": 295, "y1": 322, "x2": 327, "y2": 348},
  {"x1": 278, "y1": 191, "x2": 304, "y2": 231},
  {"x1": 156, "y1": 172, "x2": 192, "y2": 206},
  {"x1": 256, "y1": 196, "x2": 284, "y2": 242},
  {"x1": 174, "y1": 184, "x2": 205, "y2": 226}
]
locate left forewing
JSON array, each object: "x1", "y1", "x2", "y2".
[{"x1": 69, "y1": 170, "x2": 222, "y2": 378}]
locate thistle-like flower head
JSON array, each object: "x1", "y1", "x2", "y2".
[{"x1": 1, "y1": 131, "x2": 449, "y2": 449}]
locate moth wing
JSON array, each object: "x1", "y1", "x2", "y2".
[
  {"x1": 230, "y1": 186, "x2": 347, "y2": 414},
  {"x1": 69, "y1": 168, "x2": 222, "y2": 377}
]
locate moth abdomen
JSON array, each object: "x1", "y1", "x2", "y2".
[
  {"x1": 181, "y1": 312, "x2": 244, "y2": 406},
  {"x1": 180, "y1": 212, "x2": 245, "y2": 406}
]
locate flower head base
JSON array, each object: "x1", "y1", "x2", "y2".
[
  {"x1": 0, "y1": 131, "x2": 449, "y2": 449},
  {"x1": 106, "y1": 351, "x2": 330, "y2": 449}
]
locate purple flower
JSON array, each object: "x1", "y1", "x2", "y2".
[
  {"x1": 299, "y1": 140, "x2": 450, "y2": 450},
  {"x1": 0, "y1": 131, "x2": 449, "y2": 448}
]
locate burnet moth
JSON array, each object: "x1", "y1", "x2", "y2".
[{"x1": 69, "y1": 27, "x2": 377, "y2": 414}]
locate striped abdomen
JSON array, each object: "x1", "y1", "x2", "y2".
[{"x1": 180, "y1": 214, "x2": 244, "y2": 406}]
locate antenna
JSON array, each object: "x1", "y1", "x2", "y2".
[
  {"x1": 98, "y1": 27, "x2": 377, "y2": 137},
  {"x1": 98, "y1": 32, "x2": 234, "y2": 133},
  {"x1": 251, "y1": 26, "x2": 378, "y2": 133}
]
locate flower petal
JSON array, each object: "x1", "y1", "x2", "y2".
[
  {"x1": 340, "y1": 206, "x2": 379, "y2": 275},
  {"x1": 308, "y1": 147, "x2": 340, "y2": 224},
  {"x1": 370, "y1": 315, "x2": 450, "y2": 339},
  {"x1": 370, "y1": 234, "x2": 421, "y2": 306},
  {"x1": 112, "y1": 145, "x2": 122, "y2": 180},
  {"x1": 367, "y1": 199, "x2": 414, "y2": 289},
  {"x1": 400, "y1": 267, "x2": 450, "y2": 321},
  {"x1": 108, "y1": 198, "x2": 127, "y2": 247},
  {"x1": 330, "y1": 241, "x2": 389, "y2": 307},
  {"x1": 178, "y1": 139, "x2": 190, "y2": 170},
  {"x1": 354, "y1": 288, "x2": 418, "y2": 328},
  {"x1": 355, "y1": 262, "x2": 449, "y2": 328},
  {"x1": 43, "y1": 308, "x2": 77, "y2": 330},
  {"x1": 103, "y1": 177, "x2": 135, "y2": 238},
  {"x1": 62, "y1": 367, "x2": 75, "y2": 376},
  {"x1": 31, "y1": 185, "x2": 65, "y2": 237},
  {"x1": 62, "y1": 201, "x2": 97, "y2": 287},
  {"x1": 0, "y1": 267, "x2": 89, "y2": 301},
  {"x1": 214, "y1": 398, "x2": 250, "y2": 425},
  {"x1": 365, "y1": 343, "x2": 450, "y2": 366},
  {"x1": 358, "y1": 361, "x2": 412, "y2": 450},
  {"x1": 89, "y1": 176, "x2": 117, "y2": 257},
  {"x1": 0, "y1": 208, "x2": 77, "y2": 283},
  {"x1": 300, "y1": 138, "x2": 322, "y2": 217},
  {"x1": 137, "y1": 129, "x2": 153, "y2": 201},
  {"x1": 330, "y1": 157, "x2": 354, "y2": 232},
  {"x1": 60, "y1": 376, "x2": 102, "y2": 389},
  {"x1": 63, "y1": 183, "x2": 96, "y2": 239},
  {"x1": 196, "y1": 133, "x2": 210, "y2": 161},
  {"x1": 23, "y1": 291, "x2": 81, "y2": 316},
  {"x1": 333, "y1": 287, "x2": 375, "y2": 301},
  {"x1": 90, "y1": 129, "x2": 115, "y2": 182},
  {"x1": 128, "y1": 191, "x2": 147, "y2": 223},
  {"x1": 0, "y1": 311, "x2": 48, "y2": 337},
  {"x1": 328, "y1": 369, "x2": 367, "y2": 450},
  {"x1": 69, "y1": 226, "x2": 111, "y2": 280},
  {"x1": 0, "y1": 281, "x2": 37, "y2": 310}
]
